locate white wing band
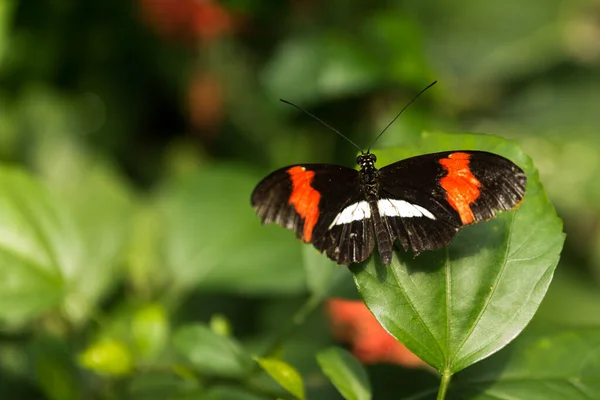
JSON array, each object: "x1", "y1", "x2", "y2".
[
  {"x1": 329, "y1": 199, "x2": 435, "y2": 229},
  {"x1": 328, "y1": 201, "x2": 371, "y2": 228},
  {"x1": 378, "y1": 199, "x2": 436, "y2": 220}
]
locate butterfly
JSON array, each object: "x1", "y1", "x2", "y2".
[{"x1": 251, "y1": 83, "x2": 526, "y2": 266}]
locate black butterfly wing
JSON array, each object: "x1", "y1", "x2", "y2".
[
  {"x1": 251, "y1": 164, "x2": 374, "y2": 265},
  {"x1": 378, "y1": 150, "x2": 527, "y2": 255}
]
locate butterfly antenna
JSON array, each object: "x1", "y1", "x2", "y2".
[
  {"x1": 280, "y1": 99, "x2": 363, "y2": 153},
  {"x1": 367, "y1": 80, "x2": 437, "y2": 153}
]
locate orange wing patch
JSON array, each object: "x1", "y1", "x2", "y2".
[
  {"x1": 439, "y1": 152, "x2": 481, "y2": 225},
  {"x1": 288, "y1": 166, "x2": 321, "y2": 242}
]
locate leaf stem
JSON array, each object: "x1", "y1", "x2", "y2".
[
  {"x1": 436, "y1": 372, "x2": 452, "y2": 400},
  {"x1": 261, "y1": 294, "x2": 322, "y2": 358},
  {"x1": 260, "y1": 269, "x2": 346, "y2": 360}
]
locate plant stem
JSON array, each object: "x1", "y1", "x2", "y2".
[{"x1": 437, "y1": 372, "x2": 452, "y2": 400}]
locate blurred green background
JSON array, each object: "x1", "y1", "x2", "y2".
[{"x1": 0, "y1": 0, "x2": 599, "y2": 398}]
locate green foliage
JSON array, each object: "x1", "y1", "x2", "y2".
[{"x1": 0, "y1": 0, "x2": 598, "y2": 399}]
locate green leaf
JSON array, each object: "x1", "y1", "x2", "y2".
[
  {"x1": 352, "y1": 132, "x2": 565, "y2": 374},
  {"x1": 255, "y1": 357, "x2": 305, "y2": 400},
  {"x1": 0, "y1": 166, "x2": 78, "y2": 325},
  {"x1": 316, "y1": 347, "x2": 372, "y2": 400},
  {"x1": 159, "y1": 165, "x2": 305, "y2": 296},
  {"x1": 173, "y1": 324, "x2": 253, "y2": 378},
  {"x1": 36, "y1": 140, "x2": 135, "y2": 325},
  {"x1": 131, "y1": 303, "x2": 170, "y2": 359},
  {"x1": 406, "y1": 327, "x2": 600, "y2": 399},
  {"x1": 78, "y1": 338, "x2": 133, "y2": 376}
]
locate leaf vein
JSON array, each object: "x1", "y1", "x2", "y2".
[
  {"x1": 448, "y1": 212, "x2": 516, "y2": 367},
  {"x1": 361, "y1": 267, "x2": 444, "y2": 364},
  {"x1": 388, "y1": 264, "x2": 446, "y2": 360}
]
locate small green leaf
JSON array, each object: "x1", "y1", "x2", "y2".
[
  {"x1": 352, "y1": 132, "x2": 565, "y2": 374},
  {"x1": 317, "y1": 347, "x2": 372, "y2": 400},
  {"x1": 131, "y1": 303, "x2": 169, "y2": 359},
  {"x1": 173, "y1": 324, "x2": 253, "y2": 378},
  {"x1": 255, "y1": 357, "x2": 305, "y2": 400},
  {"x1": 209, "y1": 314, "x2": 232, "y2": 337},
  {"x1": 78, "y1": 338, "x2": 133, "y2": 376}
]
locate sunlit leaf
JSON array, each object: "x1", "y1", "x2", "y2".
[
  {"x1": 317, "y1": 347, "x2": 372, "y2": 400},
  {"x1": 255, "y1": 357, "x2": 305, "y2": 400},
  {"x1": 78, "y1": 338, "x2": 133, "y2": 376},
  {"x1": 0, "y1": 166, "x2": 79, "y2": 325},
  {"x1": 353, "y1": 132, "x2": 564, "y2": 373},
  {"x1": 131, "y1": 303, "x2": 169, "y2": 359},
  {"x1": 34, "y1": 137, "x2": 135, "y2": 325},
  {"x1": 173, "y1": 324, "x2": 253, "y2": 378}
]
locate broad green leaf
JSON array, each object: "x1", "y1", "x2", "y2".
[
  {"x1": 173, "y1": 324, "x2": 253, "y2": 378},
  {"x1": 0, "y1": 91, "x2": 134, "y2": 326},
  {"x1": 0, "y1": 166, "x2": 80, "y2": 325},
  {"x1": 405, "y1": 327, "x2": 600, "y2": 399},
  {"x1": 255, "y1": 357, "x2": 305, "y2": 400},
  {"x1": 352, "y1": 132, "x2": 564, "y2": 374},
  {"x1": 35, "y1": 138, "x2": 134, "y2": 325},
  {"x1": 317, "y1": 347, "x2": 372, "y2": 400},
  {"x1": 159, "y1": 165, "x2": 305, "y2": 296}
]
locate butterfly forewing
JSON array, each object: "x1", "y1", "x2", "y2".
[{"x1": 252, "y1": 164, "x2": 376, "y2": 265}]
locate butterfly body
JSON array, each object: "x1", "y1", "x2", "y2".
[{"x1": 251, "y1": 150, "x2": 526, "y2": 266}]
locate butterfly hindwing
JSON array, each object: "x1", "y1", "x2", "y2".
[{"x1": 378, "y1": 150, "x2": 526, "y2": 255}]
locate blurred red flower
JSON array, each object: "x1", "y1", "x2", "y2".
[
  {"x1": 138, "y1": 0, "x2": 233, "y2": 43},
  {"x1": 188, "y1": 71, "x2": 223, "y2": 132},
  {"x1": 326, "y1": 298, "x2": 426, "y2": 367}
]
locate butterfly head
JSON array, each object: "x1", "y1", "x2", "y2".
[{"x1": 357, "y1": 153, "x2": 377, "y2": 169}]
